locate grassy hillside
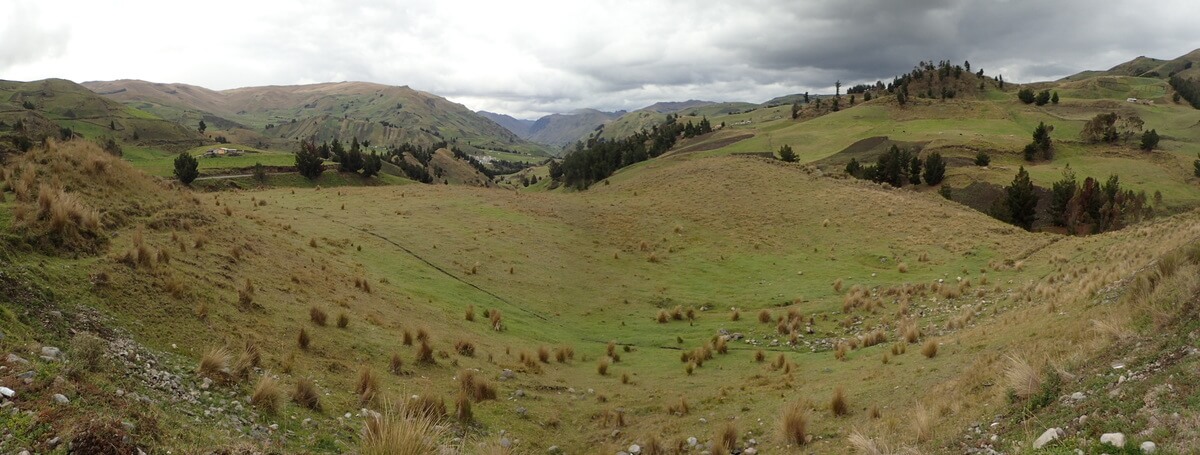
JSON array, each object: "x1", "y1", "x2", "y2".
[
  {"x1": 4, "y1": 138, "x2": 1200, "y2": 453},
  {"x1": 0, "y1": 79, "x2": 204, "y2": 152}
]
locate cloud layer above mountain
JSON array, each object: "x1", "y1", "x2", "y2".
[{"x1": 3, "y1": 0, "x2": 1198, "y2": 118}]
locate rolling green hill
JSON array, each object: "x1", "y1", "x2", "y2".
[{"x1": 0, "y1": 78, "x2": 204, "y2": 153}]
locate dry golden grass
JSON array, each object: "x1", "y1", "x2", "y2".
[
  {"x1": 251, "y1": 375, "x2": 281, "y2": 413},
  {"x1": 848, "y1": 430, "x2": 918, "y2": 455},
  {"x1": 361, "y1": 399, "x2": 445, "y2": 455},
  {"x1": 781, "y1": 399, "x2": 809, "y2": 445},
  {"x1": 671, "y1": 305, "x2": 684, "y2": 320},
  {"x1": 730, "y1": 308, "x2": 740, "y2": 321},
  {"x1": 1004, "y1": 354, "x2": 1041, "y2": 400},
  {"x1": 597, "y1": 357, "x2": 611, "y2": 376},
  {"x1": 465, "y1": 305, "x2": 475, "y2": 321},
  {"x1": 337, "y1": 313, "x2": 349, "y2": 329},
  {"x1": 834, "y1": 278, "x2": 844, "y2": 293},
  {"x1": 292, "y1": 378, "x2": 321, "y2": 410},
  {"x1": 537, "y1": 346, "x2": 550, "y2": 363},
  {"x1": 912, "y1": 403, "x2": 932, "y2": 443},
  {"x1": 831, "y1": 386, "x2": 849, "y2": 416},
  {"x1": 716, "y1": 421, "x2": 738, "y2": 453},
  {"x1": 402, "y1": 330, "x2": 413, "y2": 346},
  {"x1": 921, "y1": 340, "x2": 938, "y2": 358},
  {"x1": 198, "y1": 347, "x2": 230, "y2": 379},
  {"x1": 754, "y1": 350, "x2": 765, "y2": 362},
  {"x1": 656, "y1": 309, "x2": 669, "y2": 323}
]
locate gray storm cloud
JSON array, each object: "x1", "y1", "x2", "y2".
[{"x1": 1, "y1": 0, "x2": 1197, "y2": 119}]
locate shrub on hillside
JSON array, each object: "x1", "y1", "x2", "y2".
[
  {"x1": 295, "y1": 140, "x2": 325, "y2": 181},
  {"x1": 974, "y1": 152, "x2": 990, "y2": 166},
  {"x1": 922, "y1": 152, "x2": 946, "y2": 185},
  {"x1": 1017, "y1": 88, "x2": 1035, "y2": 104},
  {"x1": 174, "y1": 152, "x2": 199, "y2": 185},
  {"x1": 778, "y1": 144, "x2": 797, "y2": 162}
]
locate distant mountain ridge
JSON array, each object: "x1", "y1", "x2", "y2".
[
  {"x1": 83, "y1": 79, "x2": 550, "y2": 156},
  {"x1": 1062, "y1": 48, "x2": 1200, "y2": 81}
]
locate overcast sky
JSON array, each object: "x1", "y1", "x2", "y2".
[{"x1": 3, "y1": 0, "x2": 1199, "y2": 119}]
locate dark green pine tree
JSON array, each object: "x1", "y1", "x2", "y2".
[
  {"x1": 1140, "y1": 129, "x2": 1160, "y2": 151},
  {"x1": 173, "y1": 152, "x2": 199, "y2": 185},
  {"x1": 1006, "y1": 166, "x2": 1039, "y2": 231},
  {"x1": 295, "y1": 140, "x2": 325, "y2": 181},
  {"x1": 922, "y1": 152, "x2": 946, "y2": 185},
  {"x1": 341, "y1": 137, "x2": 364, "y2": 172},
  {"x1": 908, "y1": 156, "x2": 922, "y2": 185}
]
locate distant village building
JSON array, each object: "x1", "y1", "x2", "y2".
[{"x1": 203, "y1": 147, "x2": 244, "y2": 157}]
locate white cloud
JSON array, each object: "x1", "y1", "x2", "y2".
[{"x1": 2, "y1": 0, "x2": 1198, "y2": 118}]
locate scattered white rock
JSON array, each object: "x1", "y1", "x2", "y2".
[
  {"x1": 1033, "y1": 428, "x2": 1063, "y2": 449},
  {"x1": 41, "y1": 346, "x2": 61, "y2": 358},
  {"x1": 52, "y1": 393, "x2": 69, "y2": 404},
  {"x1": 548, "y1": 446, "x2": 561, "y2": 454},
  {"x1": 0, "y1": 387, "x2": 14, "y2": 398},
  {"x1": 5, "y1": 354, "x2": 28, "y2": 365},
  {"x1": 1140, "y1": 441, "x2": 1157, "y2": 453},
  {"x1": 1070, "y1": 392, "x2": 1085, "y2": 400},
  {"x1": 687, "y1": 437, "x2": 698, "y2": 447},
  {"x1": 629, "y1": 443, "x2": 641, "y2": 454},
  {"x1": 1100, "y1": 432, "x2": 1126, "y2": 448},
  {"x1": 500, "y1": 437, "x2": 512, "y2": 448},
  {"x1": 744, "y1": 448, "x2": 758, "y2": 455}
]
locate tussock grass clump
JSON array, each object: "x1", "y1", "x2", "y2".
[
  {"x1": 921, "y1": 339, "x2": 938, "y2": 358},
  {"x1": 410, "y1": 392, "x2": 447, "y2": 420},
  {"x1": 656, "y1": 310, "x2": 669, "y2": 323},
  {"x1": 730, "y1": 308, "x2": 740, "y2": 321},
  {"x1": 597, "y1": 357, "x2": 611, "y2": 376},
  {"x1": 251, "y1": 375, "x2": 281, "y2": 413},
  {"x1": 198, "y1": 347, "x2": 230, "y2": 380},
  {"x1": 758, "y1": 309, "x2": 772, "y2": 323},
  {"x1": 465, "y1": 305, "x2": 475, "y2": 321},
  {"x1": 781, "y1": 399, "x2": 809, "y2": 445},
  {"x1": 671, "y1": 305, "x2": 684, "y2": 320},
  {"x1": 714, "y1": 337, "x2": 728, "y2": 354},
  {"x1": 754, "y1": 350, "x2": 765, "y2": 363},
  {"x1": 297, "y1": 328, "x2": 311, "y2": 350},
  {"x1": 361, "y1": 399, "x2": 446, "y2": 455},
  {"x1": 489, "y1": 309, "x2": 503, "y2": 331},
  {"x1": 310, "y1": 307, "x2": 328, "y2": 326},
  {"x1": 292, "y1": 378, "x2": 321, "y2": 410},
  {"x1": 458, "y1": 370, "x2": 498, "y2": 401},
  {"x1": 65, "y1": 332, "x2": 109, "y2": 379},
  {"x1": 716, "y1": 422, "x2": 738, "y2": 453},
  {"x1": 834, "y1": 343, "x2": 848, "y2": 361},
  {"x1": 912, "y1": 403, "x2": 932, "y2": 443},
  {"x1": 898, "y1": 262, "x2": 909, "y2": 273},
  {"x1": 164, "y1": 274, "x2": 186, "y2": 299},
  {"x1": 455, "y1": 390, "x2": 472, "y2": 422},
  {"x1": 14, "y1": 182, "x2": 105, "y2": 253},
  {"x1": 238, "y1": 279, "x2": 255, "y2": 307},
  {"x1": 666, "y1": 396, "x2": 690, "y2": 415},
  {"x1": 416, "y1": 327, "x2": 429, "y2": 342},
  {"x1": 901, "y1": 323, "x2": 920, "y2": 344},
  {"x1": 555, "y1": 345, "x2": 574, "y2": 363},
  {"x1": 1004, "y1": 354, "x2": 1042, "y2": 400},
  {"x1": 537, "y1": 346, "x2": 550, "y2": 363},
  {"x1": 455, "y1": 340, "x2": 475, "y2": 357},
  {"x1": 833, "y1": 278, "x2": 844, "y2": 293},
  {"x1": 402, "y1": 330, "x2": 413, "y2": 346},
  {"x1": 356, "y1": 366, "x2": 380, "y2": 401},
  {"x1": 416, "y1": 341, "x2": 435, "y2": 365},
  {"x1": 830, "y1": 386, "x2": 849, "y2": 416},
  {"x1": 337, "y1": 313, "x2": 349, "y2": 329},
  {"x1": 390, "y1": 353, "x2": 404, "y2": 375}
]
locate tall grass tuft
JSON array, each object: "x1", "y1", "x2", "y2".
[
  {"x1": 361, "y1": 398, "x2": 446, "y2": 455},
  {"x1": 292, "y1": 378, "x2": 321, "y2": 410},
  {"x1": 251, "y1": 375, "x2": 281, "y2": 413},
  {"x1": 781, "y1": 399, "x2": 809, "y2": 445}
]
